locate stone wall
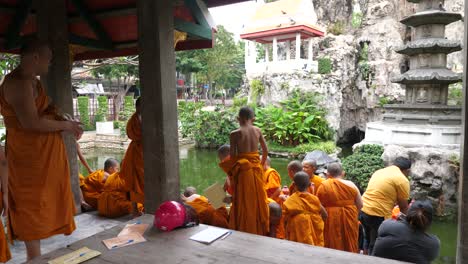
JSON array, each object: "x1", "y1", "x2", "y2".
[
  {"x1": 383, "y1": 145, "x2": 460, "y2": 218},
  {"x1": 245, "y1": 0, "x2": 464, "y2": 143}
]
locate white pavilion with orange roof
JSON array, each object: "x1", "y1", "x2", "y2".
[{"x1": 241, "y1": 0, "x2": 325, "y2": 76}]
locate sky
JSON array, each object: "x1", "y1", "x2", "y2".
[{"x1": 208, "y1": 1, "x2": 257, "y2": 39}]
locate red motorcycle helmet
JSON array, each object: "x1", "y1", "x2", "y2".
[{"x1": 154, "y1": 201, "x2": 186, "y2": 231}]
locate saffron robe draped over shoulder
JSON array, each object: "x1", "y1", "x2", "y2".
[
  {"x1": 227, "y1": 152, "x2": 269, "y2": 236},
  {"x1": 316, "y1": 179, "x2": 359, "y2": 252},
  {"x1": 283, "y1": 192, "x2": 324, "y2": 246},
  {"x1": 0, "y1": 80, "x2": 76, "y2": 241},
  {"x1": 264, "y1": 169, "x2": 285, "y2": 239},
  {"x1": 80, "y1": 170, "x2": 107, "y2": 209},
  {"x1": 185, "y1": 195, "x2": 229, "y2": 228},
  {"x1": 0, "y1": 192, "x2": 10, "y2": 263},
  {"x1": 98, "y1": 113, "x2": 143, "y2": 217}
]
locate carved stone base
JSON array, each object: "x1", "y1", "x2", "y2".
[{"x1": 382, "y1": 104, "x2": 462, "y2": 125}]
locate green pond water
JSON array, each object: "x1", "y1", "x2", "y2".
[{"x1": 80, "y1": 147, "x2": 457, "y2": 263}]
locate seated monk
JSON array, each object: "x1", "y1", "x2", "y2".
[
  {"x1": 263, "y1": 157, "x2": 285, "y2": 239},
  {"x1": 288, "y1": 160, "x2": 311, "y2": 196},
  {"x1": 316, "y1": 163, "x2": 362, "y2": 253},
  {"x1": 283, "y1": 171, "x2": 327, "y2": 246},
  {"x1": 267, "y1": 200, "x2": 282, "y2": 239},
  {"x1": 290, "y1": 159, "x2": 323, "y2": 195},
  {"x1": 181, "y1": 187, "x2": 228, "y2": 228},
  {"x1": 0, "y1": 147, "x2": 11, "y2": 263},
  {"x1": 79, "y1": 158, "x2": 119, "y2": 210},
  {"x1": 98, "y1": 98, "x2": 144, "y2": 218}
]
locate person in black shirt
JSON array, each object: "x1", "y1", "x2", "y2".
[{"x1": 373, "y1": 200, "x2": 440, "y2": 263}]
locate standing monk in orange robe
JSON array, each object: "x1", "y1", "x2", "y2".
[
  {"x1": 228, "y1": 106, "x2": 269, "y2": 236},
  {"x1": 316, "y1": 162, "x2": 363, "y2": 252},
  {"x1": 98, "y1": 98, "x2": 144, "y2": 218},
  {"x1": 181, "y1": 187, "x2": 228, "y2": 228},
  {"x1": 0, "y1": 38, "x2": 83, "y2": 260},
  {"x1": 288, "y1": 160, "x2": 319, "y2": 195},
  {"x1": 0, "y1": 146, "x2": 11, "y2": 263},
  {"x1": 283, "y1": 171, "x2": 327, "y2": 246},
  {"x1": 79, "y1": 158, "x2": 119, "y2": 209}
]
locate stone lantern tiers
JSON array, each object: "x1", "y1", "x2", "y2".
[{"x1": 363, "y1": 0, "x2": 463, "y2": 147}]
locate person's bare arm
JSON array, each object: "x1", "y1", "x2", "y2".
[
  {"x1": 320, "y1": 204, "x2": 328, "y2": 221},
  {"x1": 397, "y1": 197, "x2": 409, "y2": 215},
  {"x1": 270, "y1": 187, "x2": 281, "y2": 200},
  {"x1": 355, "y1": 189, "x2": 363, "y2": 211},
  {"x1": 5, "y1": 79, "x2": 82, "y2": 136},
  {"x1": 258, "y1": 129, "x2": 268, "y2": 166},
  {"x1": 76, "y1": 143, "x2": 92, "y2": 174},
  {"x1": 0, "y1": 147, "x2": 7, "y2": 216},
  {"x1": 229, "y1": 132, "x2": 237, "y2": 158}
]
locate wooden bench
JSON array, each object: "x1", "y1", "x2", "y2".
[{"x1": 31, "y1": 214, "x2": 405, "y2": 263}]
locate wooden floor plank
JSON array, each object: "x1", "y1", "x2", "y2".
[{"x1": 31, "y1": 214, "x2": 407, "y2": 264}]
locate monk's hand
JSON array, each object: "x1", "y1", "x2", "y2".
[
  {"x1": 65, "y1": 120, "x2": 84, "y2": 140},
  {"x1": 2, "y1": 192, "x2": 7, "y2": 217}
]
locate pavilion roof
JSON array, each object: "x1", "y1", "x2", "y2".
[
  {"x1": 0, "y1": 0, "x2": 250, "y2": 60},
  {"x1": 240, "y1": 0, "x2": 324, "y2": 43}
]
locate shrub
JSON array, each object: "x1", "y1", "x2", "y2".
[
  {"x1": 77, "y1": 96, "x2": 93, "y2": 131},
  {"x1": 118, "y1": 96, "x2": 136, "y2": 136},
  {"x1": 342, "y1": 144, "x2": 384, "y2": 191},
  {"x1": 327, "y1": 21, "x2": 345, "y2": 35},
  {"x1": 268, "y1": 141, "x2": 336, "y2": 155},
  {"x1": 250, "y1": 79, "x2": 265, "y2": 102},
  {"x1": 193, "y1": 107, "x2": 237, "y2": 148},
  {"x1": 255, "y1": 90, "x2": 333, "y2": 146},
  {"x1": 351, "y1": 12, "x2": 363, "y2": 28},
  {"x1": 448, "y1": 82, "x2": 462, "y2": 106},
  {"x1": 95, "y1": 96, "x2": 108, "y2": 122},
  {"x1": 178, "y1": 101, "x2": 205, "y2": 138},
  {"x1": 318, "y1": 58, "x2": 332, "y2": 74}
]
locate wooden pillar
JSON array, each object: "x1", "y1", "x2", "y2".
[
  {"x1": 272, "y1": 37, "x2": 278, "y2": 62},
  {"x1": 137, "y1": 0, "x2": 180, "y2": 213},
  {"x1": 295, "y1": 33, "x2": 301, "y2": 60},
  {"x1": 457, "y1": 0, "x2": 468, "y2": 261},
  {"x1": 36, "y1": 0, "x2": 81, "y2": 213}
]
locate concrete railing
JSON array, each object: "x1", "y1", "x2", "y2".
[{"x1": 246, "y1": 59, "x2": 318, "y2": 76}]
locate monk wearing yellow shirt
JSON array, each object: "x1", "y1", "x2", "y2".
[
  {"x1": 79, "y1": 158, "x2": 119, "y2": 209},
  {"x1": 228, "y1": 106, "x2": 269, "y2": 236},
  {"x1": 360, "y1": 157, "x2": 411, "y2": 255},
  {"x1": 0, "y1": 38, "x2": 83, "y2": 260},
  {"x1": 182, "y1": 187, "x2": 228, "y2": 228},
  {"x1": 317, "y1": 163, "x2": 362, "y2": 252},
  {"x1": 283, "y1": 171, "x2": 327, "y2": 246}
]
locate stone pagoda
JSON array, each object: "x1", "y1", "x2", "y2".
[{"x1": 364, "y1": 0, "x2": 462, "y2": 147}]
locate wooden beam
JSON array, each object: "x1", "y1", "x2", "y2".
[
  {"x1": 69, "y1": 34, "x2": 110, "y2": 50},
  {"x1": 5, "y1": 0, "x2": 33, "y2": 50},
  {"x1": 183, "y1": 0, "x2": 209, "y2": 28},
  {"x1": 36, "y1": 0, "x2": 81, "y2": 214},
  {"x1": 0, "y1": 4, "x2": 16, "y2": 14},
  {"x1": 69, "y1": 0, "x2": 114, "y2": 50},
  {"x1": 174, "y1": 18, "x2": 212, "y2": 40},
  {"x1": 68, "y1": 7, "x2": 136, "y2": 23},
  {"x1": 457, "y1": 0, "x2": 468, "y2": 261},
  {"x1": 138, "y1": 0, "x2": 180, "y2": 213}
]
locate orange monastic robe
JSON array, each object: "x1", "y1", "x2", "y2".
[
  {"x1": 225, "y1": 152, "x2": 269, "y2": 235},
  {"x1": 0, "y1": 81, "x2": 76, "y2": 241},
  {"x1": 264, "y1": 168, "x2": 285, "y2": 239},
  {"x1": 283, "y1": 192, "x2": 324, "y2": 246},
  {"x1": 185, "y1": 195, "x2": 228, "y2": 228},
  {"x1": 219, "y1": 158, "x2": 233, "y2": 195},
  {"x1": 0, "y1": 192, "x2": 10, "y2": 263},
  {"x1": 98, "y1": 113, "x2": 143, "y2": 217},
  {"x1": 316, "y1": 179, "x2": 359, "y2": 252},
  {"x1": 79, "y1": 170, "x2": 107, "y2": 208},
  {"x1": 289, "y1": 175, "x2": 324, "y2": 195}
]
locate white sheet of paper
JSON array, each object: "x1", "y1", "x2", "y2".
[
  {"x1": 203, "y1": 182, "x2": 226, "y2": 209},
  {"x1": 189, "y1": 227, "x2": 230, "y2": 244}
]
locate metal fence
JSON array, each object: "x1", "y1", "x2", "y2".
[{"x1": 73, "y1": 98, "x2": 116, "y2": 122}]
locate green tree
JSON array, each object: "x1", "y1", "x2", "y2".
[{"x1": 0, "y1": 54, "x2": 19, "y2": 76}]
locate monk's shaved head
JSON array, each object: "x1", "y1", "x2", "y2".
[
  {"x1": 104, "y1": 158, "x2": 119, "y2": 171},
  {"x1": 327, "y1": 162, "x2": 343, "y2": 178},
  {"x1": 20, "y1": 36, "x2": 49, "y2": 56},
  {"x1": 239, "y1": 106, "x2": 255, "y2": 120},
  {"x1": 287, "y1": 160, "x2": 302, "y2": 173},
  {"x1": 184, "y1": 186, "x2": 197, "y2": 197},
  {"x1": 302, "y1": 159, "x2": 317, "y2": 167},
  {"x1": 269, "y1": 202, "x2": 282, "y2": 218},
  {"x1": 217, "y1": 144, "x2": 230, "y2": 161},
  {"x1": 294, "y1": 171, "x2": 310, "y2": 192}
]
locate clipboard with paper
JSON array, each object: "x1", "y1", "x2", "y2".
[{"x1": 203, "y1": 182, "x2": 226, "y2": 209}]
